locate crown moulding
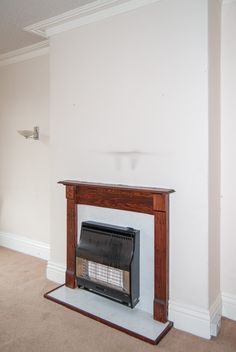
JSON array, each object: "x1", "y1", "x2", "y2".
[
  {"x1": 0, "y1": 41, "x2": 49, "y2": 67},
  {"x1": 24, "y1": 0, "x2": 160, "y2": 38},
  {"x1": 23, "y1": 0, "x2": 230, "y2": 40}
]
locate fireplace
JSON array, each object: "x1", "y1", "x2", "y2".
[
  {"x1": 76, "y1": 221, "x2": 140, "y2": 308},
  {"x1": 45, "y1": 180, "x2": 174, "y2": 344}
]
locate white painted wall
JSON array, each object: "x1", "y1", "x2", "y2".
[
  {"x1": 49, "y1": 0, "x2": 220, "y2": 338},
  {"x1": 0, "y1": 54, "x2": 50, "y2": 245},
  {"x1": 221, "y1": 1, "x2": 236, "y2": 321}
]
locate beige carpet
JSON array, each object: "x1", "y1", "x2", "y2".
[{"x1": 0, "y1": 246, "x2": 235, "y2": 352}]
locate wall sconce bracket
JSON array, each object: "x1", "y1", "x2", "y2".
[{"x1": 18, "y1": 126, "x2": 39, "y2": 140}]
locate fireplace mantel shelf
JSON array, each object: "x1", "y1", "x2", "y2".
[
  {"x1": 58, "y1": 180, "x2": 174, "y2": 216},
  {"x1": 52, "y1": 180, "x2": 174, "y2": 343},
  {"x1": 59, "y1": 180, "x2": 175, "y2": 195}
]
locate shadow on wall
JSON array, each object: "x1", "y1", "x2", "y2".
[
  {"x1": 17, "y1": 130, "x2": 50, "y2": 145},
  {"x1": 97, "y1": 150, "x2": 160, "y2": 170}
]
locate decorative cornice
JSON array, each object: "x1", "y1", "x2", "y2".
[
  {"x1": 24, "y1": 0, "x2": 160, "y2": 38},
  {"x1": 0, "y1": 40, "x2": 49, "y2": 67}
]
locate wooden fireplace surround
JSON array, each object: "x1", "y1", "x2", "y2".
[{"x1": 59, "y1": 180, "x2": 174, "y2": 323}]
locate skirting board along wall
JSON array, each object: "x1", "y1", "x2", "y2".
[
  {"x1": 169, "y1": 296, "x2": 222, "y2": 339},
  {"x1": 46, "y1": 261, "x2": 66, "y2": 284},
  {"x1": 0, "y1": 231, "x2": 50, "y2": 260},
  {"x1": 222, "y1": 293, "x2": 236, "y2": 321}
]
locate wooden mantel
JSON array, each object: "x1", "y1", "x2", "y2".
[{"x1": 59, "y1": 180, "x2": 174, "y2": 323}]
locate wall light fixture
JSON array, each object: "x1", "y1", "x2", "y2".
[{"x1": 18, "y1": 126, "x2": 39, "y2": 140}]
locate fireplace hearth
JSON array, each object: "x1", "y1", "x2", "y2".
[{"x1": 76, "y1": 221, "x2": 140, "y2": 308}]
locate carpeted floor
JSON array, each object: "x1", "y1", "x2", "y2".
[{"x1": 0, "y1": 246, "x2": 236, "y2": 352}]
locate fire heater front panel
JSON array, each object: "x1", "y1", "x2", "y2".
[{"x1": 76, "y1": 221, "x2": 140, "y2": 308}]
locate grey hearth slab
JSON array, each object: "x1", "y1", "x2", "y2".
[{"x1": 46, "y1": 285, "x2": 171, "y2": 344}]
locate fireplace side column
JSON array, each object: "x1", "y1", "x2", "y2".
[
  {"x1": 153, "y1": 194, "x2": 169, "y2": 323},
  {"x1": 65, "y1": 185, "x2": 78, "y2": 288}
]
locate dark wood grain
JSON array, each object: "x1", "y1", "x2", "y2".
[
  {"x1": 153, "y1": 199, "x2": 169, "y2": 323},
  {"x1": 60, "y1": 180, "x2": 174, "y2": 323},
  {"x1": 65, "y1": 186, "x2": 77, "y2": 288},
  {"x1": 76, "y1": 185, "x2": 154, "y2": 214},
  {"x1": 59, "y1": 180, "x2": 174, "y2": 195}
]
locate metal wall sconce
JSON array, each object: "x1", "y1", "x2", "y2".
[{"x1": 18, "y1": 126, "x2": 39, "y2": 140}]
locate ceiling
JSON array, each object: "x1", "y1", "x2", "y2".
[{"x1": 0, "y1": 0, "x2": 95, "y2": 55}]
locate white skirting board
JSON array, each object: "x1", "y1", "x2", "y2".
[
  {"x1": 45, "y1": 285, "x2": 171, "y2": 344},
  {"x1": 47, "y1": 261, "x2": 66, "y2": 284},
  {"x1": 168, "y1": 294, "x2": 222, "y2": 339},
  {"x1": 222, "y1": 293, "x2": 236, "y2": 321},
  {"x1": 0, "y1": 231, "x2": 50, "y2": 260}
]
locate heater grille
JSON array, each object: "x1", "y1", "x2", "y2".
[
  {"x1": 76, "y1": 257, "x2": 130, "y2": 293},
  {"x1": 88, "y1": 261, "x2": 124, "y2": 288}
]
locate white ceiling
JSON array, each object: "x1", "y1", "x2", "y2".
[{"x1": 0, "y1": 0, "x2": 95, "y2": 55}]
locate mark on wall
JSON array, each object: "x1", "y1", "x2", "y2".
[{"x1": 101, "y1": 150, "x2": 158, "y2": 170}]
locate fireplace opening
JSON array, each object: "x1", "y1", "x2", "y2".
[{"x1": 76, "y1": 221, "x2": 140, "y2": 308}]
